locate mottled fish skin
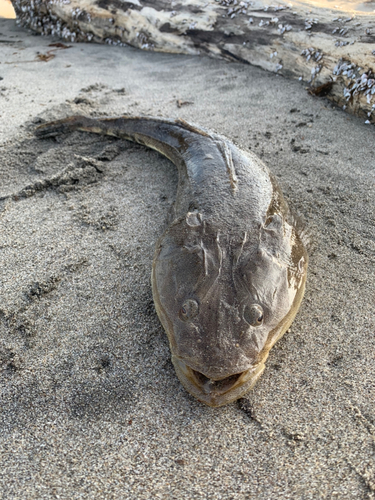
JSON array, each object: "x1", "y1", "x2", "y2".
[{"x1": 35, "y1": 115, "x2": 308, "y2": 407}]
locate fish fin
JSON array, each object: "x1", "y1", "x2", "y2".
[
  {"x1": 215, "y1": 141, "x2": 238, "y2": 194},
  {"x1": 175, "y1": 118, "x2": 211, "y2": 138},
  {"x1": 289, "y1": 211, "x2": 313, "y2": 254}
]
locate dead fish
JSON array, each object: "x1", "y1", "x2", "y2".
[{"x1": 35, "y1": 115, "x2": 308, "y2": 407}]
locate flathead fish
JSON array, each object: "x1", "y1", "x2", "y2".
[{"x1": 36, "y1": 115, "x2": 308, "y2": 407}]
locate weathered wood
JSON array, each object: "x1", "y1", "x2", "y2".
[{"x1": 11, "y1": 0, "x2": 375, "y2": 122}]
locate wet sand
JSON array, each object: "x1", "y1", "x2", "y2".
[{"x1": 0, "y1": 17, "x2": 374, "y2": 500}]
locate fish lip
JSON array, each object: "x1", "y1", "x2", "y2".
[
  {"x1": 190, "y1": 369, "x2": 243, "y2": 396},
  {"x1": 171, "y1": 356, "x2": 265, "y2": 407}
]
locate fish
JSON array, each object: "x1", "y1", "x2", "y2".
[{"x1": 35, "y1": 115, "x2": 308, "y2": 407}]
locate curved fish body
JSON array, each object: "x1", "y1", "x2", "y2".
[{"x1": 36, "y1": 115, "x2": 308, "y2": 407}]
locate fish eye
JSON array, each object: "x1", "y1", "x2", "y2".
[
  {"x1": 244, "y1": 304, "x2": 264, "y2": 326},
  {"x1": 180, "y1": 299, "x2": 199, "y2": 321}
]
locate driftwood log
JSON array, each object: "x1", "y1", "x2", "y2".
[{"x1": 11, "y1": 0, "x2": 375, "y2": 123}]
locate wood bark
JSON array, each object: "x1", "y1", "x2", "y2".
[{"x1": 11, "y1": 0, "x2": 375, "y2": 123}]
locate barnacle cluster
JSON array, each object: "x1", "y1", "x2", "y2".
[
  {"x1": 218, "y1": 0, "x2": 289, "y2": 22},
  {"x1": 135, "y1": 31, "x2": 154, "y2": 50},
  {"x1": 277, "y1": 22, "x2": 292, "y2": 34},
  {"x1": 334, "y1": 60, "x2": 375, "y2": 122},
  {"x1": 331, "y1": 17, "x2": 355, "y2": 47},
  {"x1": 258, "y1": 16, "x2": 292, "y2": 33},
  {"x1": 304, "y1": 18, "x2": 318, "y2": 31},
  {"x1": 301, "y1": 47, "x2": 323, "y2": 83},
  {"x1": 299, "y1": 50, "x2": 374, "y2": 123},
  {"x1": 219, "y1": 0, "x2": 253, "y2": 18},
  {"x1": 12, "y1": 0, "x2": 127, "y2": 46},
  {"x1": 13, "y1": 0, "x2": 92, "y2": 42},
  {"x1": 301, "y1": 47, "x2": 323, "y2": 63}
]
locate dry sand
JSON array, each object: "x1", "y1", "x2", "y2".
[{"x1": 1, "y1": 17, "x2": 375, "y2": 500}]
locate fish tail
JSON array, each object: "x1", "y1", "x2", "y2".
[
  {"x1": 34, "y1": 115, "x2": 215, "y2": 174},
  {"x1": 34, "y1": 115, "x2": 95, "y2": 138}
]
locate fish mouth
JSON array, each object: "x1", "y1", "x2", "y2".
[{"x1": 172, "y1": 356, "x2": 265, "y2": 407}]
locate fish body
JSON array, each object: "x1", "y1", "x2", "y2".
[{"x1": 36, "y1": 115, "x2": 308, "y2": 407}]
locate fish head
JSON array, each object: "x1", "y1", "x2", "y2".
[{"x1": 152, "y1": 212, "x2": 308, "y2": 407}]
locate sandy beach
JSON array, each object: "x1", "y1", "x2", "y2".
[{"x1": 0, "y1": 16, "x2": 374, "y2": 500}]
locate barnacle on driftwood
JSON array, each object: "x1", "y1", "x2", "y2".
[{"x1": 11, "y1": 0, "x2": 375, "y2": 123}]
